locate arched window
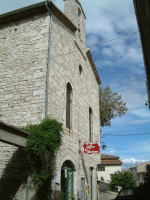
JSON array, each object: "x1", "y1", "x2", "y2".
[
  {"x1": 79, "y1": 65, "x2": 82, "y2": 76},
  {"x1": 89, "y1": 107, "x2": 93, "y2": 142},
  {"x1": 66, "y1": 83, "x2": 72, "y2": 130}
]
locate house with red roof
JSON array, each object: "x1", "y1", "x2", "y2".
[{"x1": 97, "y1": 154, "x2": 123, "y2": 182}]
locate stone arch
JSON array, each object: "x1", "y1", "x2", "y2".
[
  {"x1": 59, "y1": 155, "x2": 76, "y2": 172},
  {"x1": 61, "y1": 159, "x2": 76, "y2": 171},
  {"x1": 61, "y1": 159, "x2": 76, "y2": 199}
]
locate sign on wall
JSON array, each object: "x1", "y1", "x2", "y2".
[{"x1": 83, "y1": 143, "x2": 100, "y2": 154}]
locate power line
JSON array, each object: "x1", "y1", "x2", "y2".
[
  {"x1": 89, "y1": 31, "x2": 139, "y2": 48},
  {"x1": 101, "y1": 132, "x2": 150, "y2": 138},
  {"x1": 127, "y1": 107, "x2": 148, "y2": 111},
  {"x1": 52, "y1": 31, "x2": 139, "y2": 59}
]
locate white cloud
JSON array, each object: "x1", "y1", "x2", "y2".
[
  {"x1": 109, "y1": 150, "x2": 117, "y2": 154},
  {"x1": 83, "y1": 0, "x2": 137, "y2": 38},
  {"x1": 122, "y1": 158, "x2": 148, "y2": 164},
  {"x1": 102, "y1": 147, "x2": 118, "y2": 156},
  {"x1": 120, "y1": 157, "x2": 149, "y2": 170}
]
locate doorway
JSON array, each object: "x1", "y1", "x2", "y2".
[{"x1": 61, "y1": 161, "x2": 74, "y2": 200}]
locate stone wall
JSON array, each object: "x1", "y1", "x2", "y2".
[
  {"x1": 0, "y1": 142, "x2": 28, "y2": 200},
  {"x1": 0, "y1": 8, "x2": 100, "y2": 200},
  {"x1": 0, "y1": 13, "x2": 50, "y2": 127},
  {"x1": 0, "y1": 12, "x2": 50, "y2": 200},
  {"x1": 48, "y1": 14, "x2": 100, "y2": 199},
  {"x1": 64, "y1": 0, "x2": 86, "y2": 47}
]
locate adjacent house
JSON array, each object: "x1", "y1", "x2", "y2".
[
  {"x1": 97, "y1": 154, "x2": 123, "y2": 182},
  {"x1": 0, "y1": 1, "x2": 101, "y2": 200},
  {"x1": 133, "y1": 0, "x2": 150, "y2": 108},
  {"x1": 129, "y1": 162, "x2": 150, "y2": 186}
]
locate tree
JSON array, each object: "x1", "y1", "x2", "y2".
[
  {"x1": 99, "y1": 85, "x2": 128, "y2": 127},
  {"x1": 132, "y1": 164, "x2": 150, "y2": 200},
  {"x1": 109, "y1": 171, "x2": 136, "y2": 190}
]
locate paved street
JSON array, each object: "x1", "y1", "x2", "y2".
[{"x1": 99, "y1": 192, "x2": 117, "y2": 200}]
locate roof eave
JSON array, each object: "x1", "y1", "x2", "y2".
[
  {"x1": 0, "y1": 1, "x2": 77, "y2": 32},
  {"x1": 86, "y1": 50, "x2": 101, "y2": 85}
]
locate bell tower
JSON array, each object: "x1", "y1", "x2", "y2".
[{"x1": 64, "y1": 0, "x2": 86, "y2": 47}]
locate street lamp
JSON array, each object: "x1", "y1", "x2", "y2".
[
  {"x1": 101, "y1": 142, "x2": 106, "y2": 150},
  {"x1": 102, "y1": 144, "x2": 106, "y2": 150}
]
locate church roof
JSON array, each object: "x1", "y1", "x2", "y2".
[
  {"x1": 0, "y1": 1, "x2": 77, "y2": 32},
  {"x1": 86, "y1": 50, "x2": 101, "y2": 85}
]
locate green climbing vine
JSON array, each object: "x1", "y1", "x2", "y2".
[{"x1": 24, "y1": 118, "x2": 63, "y2": 199}]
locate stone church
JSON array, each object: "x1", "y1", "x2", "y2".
[{"x1": 0, "y1": 0, "x2": 101, "y2": 199}]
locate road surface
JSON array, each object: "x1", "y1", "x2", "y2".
[{"x1": 99, "y1": 192, "x2": 116, "y2": 200}]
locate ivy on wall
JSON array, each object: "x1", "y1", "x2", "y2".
[{"x1": 24, "y1": 118, "x2": 63, "y2": 199}]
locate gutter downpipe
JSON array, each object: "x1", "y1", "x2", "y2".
[
  {"x1": 45, "y1": 1, "x2": 52, "y2": 119},
  {"x1": 90, "y1": 167, "x2": 94, "y2": 200}
]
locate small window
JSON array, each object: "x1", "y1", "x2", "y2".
[
  {"x1": 66, "y1": 83, "x2": 72, "y2": 130},
  {"x1": 79, "y1": 65, "x2": 82, "y2": 76},
  {"x1": 89, "y1": 107, "x2": 93, "y2": 142},
  {"x1": 97, "y1": 166, "x2": 105, "y2": 171}
]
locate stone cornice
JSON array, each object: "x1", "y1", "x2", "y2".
[{"x1": 86, "y1": 49, "x2": 101, "y2": 85}]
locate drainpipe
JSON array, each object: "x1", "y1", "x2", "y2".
[
  {"x1": 45, "y1": 1, "x2": 52, "y2": 119},
  {"x1": 90, "y1": 167, "x2": 94, "y2": 200}
]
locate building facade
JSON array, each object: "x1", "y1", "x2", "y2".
[
  {"x1": 97, "y1": 154, "x2": 123, "y2": 182},
  {"x1": 0, "y1": 1, "x2": 101, "y2": 200},
  {"x1": 129, "y1": 162, "x2": 150, "y2": 186}
]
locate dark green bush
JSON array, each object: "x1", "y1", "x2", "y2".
[
  {"x1": 109, "y1": 171, "x2": 135, "y2": 190},
  {"x1": 24, "y1": 118, "x2": 63, "y2": 199}
]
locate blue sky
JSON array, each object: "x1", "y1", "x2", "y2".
[{"x1": 1, "y1": 0, "x2": 150, "y2": 169}]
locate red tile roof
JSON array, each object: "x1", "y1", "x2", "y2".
[
  {"x1": 99, "y1": 154, "x2": 123, "y2": 165},
  {"x1": 101, "y1": 154, "x2": 119, "y2": 160},
  {"x1": 101, "y1": 159, "x2": 123, "y2": 165}
]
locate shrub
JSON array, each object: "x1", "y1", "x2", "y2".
[
  {"x1": 109, "y1": 171, "x2": 135, "y2": 190},
  {"x1": 24, "y1": 118, "x2": 63, "y2": 199}
]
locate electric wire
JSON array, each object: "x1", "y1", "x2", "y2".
[
  {"x1": 88, "y1": 31, "x2": 139, "y2": 48},
  {"x1": 101, "y1": 132, "x2": 150, "y2": 138},
  {"x1": 51, "y1": 31, "x2": 139, "y2": 59}
]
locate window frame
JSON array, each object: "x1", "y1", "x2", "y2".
[
  {"x1": 66, "y1": 83, "x2": 72, "y2": 130},
  {"x1": 89, "y1": 107, "x2": 93, "y2": 142},
  {"x1": 97, "y1": 166, "x2": 105, "y2": 171}
]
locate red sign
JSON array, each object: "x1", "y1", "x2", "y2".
[{"x1": 83, "y1": 143, "x2": 100, "y2": 154}]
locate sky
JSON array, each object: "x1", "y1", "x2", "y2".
[{"x1": 0, "y1": 0, "x2": 150, "y2": 170}]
